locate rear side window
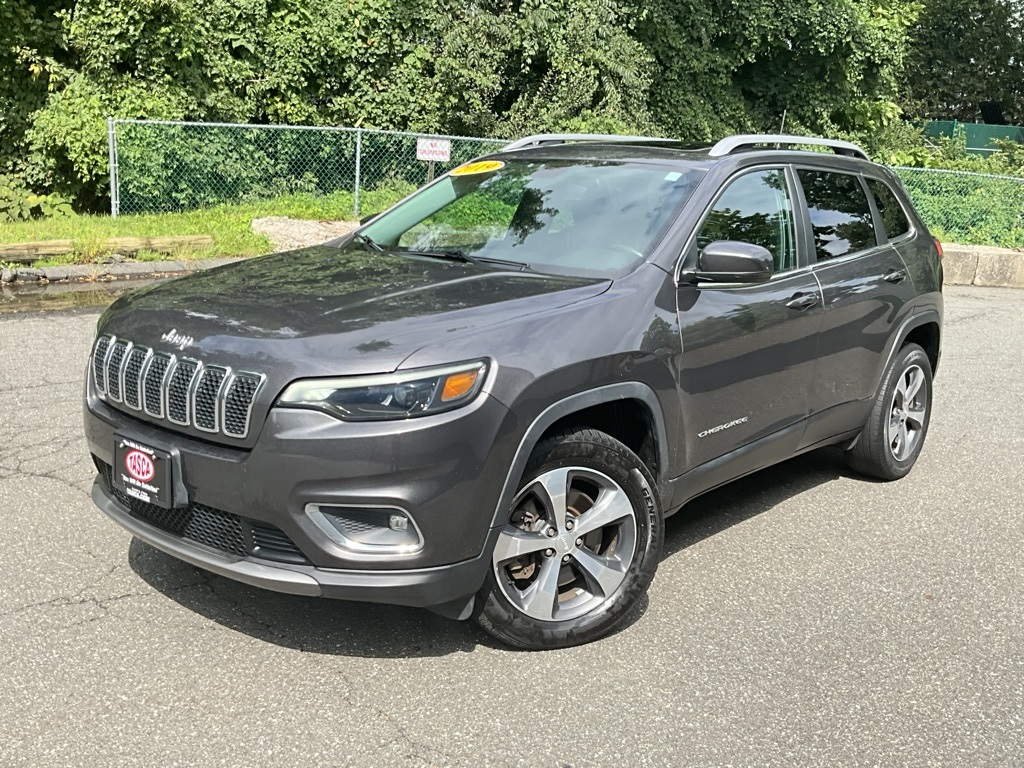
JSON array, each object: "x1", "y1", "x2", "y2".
[
  {"x1": 867, "y1": 179, "x2": 911, "y2": 240},
  {"x1": 696, "y1": 169, "x2": 797, "y2": 271},
  {"x1": 797, "y1": 170, "x2": 877, "y2": 261}
]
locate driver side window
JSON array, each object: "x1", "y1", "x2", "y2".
[{"x1": 696, "y1": 169, "x2": 797, "y2": 272}]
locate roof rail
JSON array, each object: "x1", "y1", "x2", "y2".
[
  {"x1": 502, "y1": 133, "x2": 674, "y2": 152},
  {"x1": 708, "y1": 134, "x2": 870, "y2": 161}
]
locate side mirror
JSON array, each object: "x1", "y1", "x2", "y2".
[
  {"x1": 693, "y1": 240, "x2": 774, "y2": 284},
  {"x1": 359, "y1": 213, "x2": 378, "y2": 225}
]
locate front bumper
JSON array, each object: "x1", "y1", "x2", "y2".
[
  {"x1": 92, "y1": 479, "x2": 491, "y2": 608},
  {"x1": 85, "y1": 384, "x2": 517, "y2": 609}
]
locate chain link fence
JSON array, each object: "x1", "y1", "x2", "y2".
[
  {"x1": 107, "y1": 121, "x2": 1024, "y2": 249},
  {"x1": 108, "y1": 119, "x2": 506, "y2": 218},
  {"x1": 893, "y1": 167, "x2": 1024, "y2": 248}
]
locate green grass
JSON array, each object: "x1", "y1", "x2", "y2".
[{"x1": 0, "y1": 186, "x2": 411, "y2": 266}]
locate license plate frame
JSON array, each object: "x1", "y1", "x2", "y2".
[{"x1": 112, "y1": 435, "x2": 173, "y2": 509}]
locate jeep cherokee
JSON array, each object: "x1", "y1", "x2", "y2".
[{"x1": 84, "y1": 133, "x2": 942, "y2": 649}]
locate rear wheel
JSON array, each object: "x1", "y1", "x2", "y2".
[
  {"x1": 846, "y1": 343, "x2": 933, "y2": 480},
  {"x1": 476, "y1": 428, "x2": 662, "y2": 650}
]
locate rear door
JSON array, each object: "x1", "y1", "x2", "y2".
[
  {"x1": 795, "y1": 168, "x2": 918, "y2": 444},
  {"x1": 676, "y1": 167, "x2": 823, "y2": 471}
]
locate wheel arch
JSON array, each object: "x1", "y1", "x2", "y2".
[
  {"x1": 876, "y1": 310, "x2": 941, "y2": 391},
  {"x1": 487, "y1": 383, "x2": 670, "y2": 531}
]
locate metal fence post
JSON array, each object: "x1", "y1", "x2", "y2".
[
  {"x1": 353, "y1": 128, "x2": 362, "y2": 219},
  {"x1": 107, "y1": 117, "x2": 120, "y2": 217}
]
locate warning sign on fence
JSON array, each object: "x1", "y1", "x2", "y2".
[{"x1": 416, "y1": 138, "x2": 451, "y2": 162}]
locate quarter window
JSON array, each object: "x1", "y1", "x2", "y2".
[
  {"x1": 696, "y1": 169, "x2": 797, "y2": 272},
  {"x1": 797, "y1": 170, "x2": 878, "y2": 261},
  {"x1": 867, "y1": 179, "x2": 912, "y2": 241}
]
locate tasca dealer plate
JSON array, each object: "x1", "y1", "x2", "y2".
[{"x1": 113, "y1": 435, "x2": 173, "y2": 508}]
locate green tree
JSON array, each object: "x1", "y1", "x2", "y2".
[
  {"x1": 636, "y1": 0, "x2": 921, "y2": 141},
  {"x1": 904, "y1": 0, "x2": 1024, "y2": 122}
]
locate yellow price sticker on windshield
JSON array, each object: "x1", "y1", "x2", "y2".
[{"x1": 451, "y1": 160, "x2": 505, "y2": 176}]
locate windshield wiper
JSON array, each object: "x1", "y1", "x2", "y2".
[
  {"x1": 401, "y1": 248, "x2": 478, "y2": 264},
  {"x1": 353, "y1": 233, "x2": 385, "y2": 252},
  {"x1": 402, "y1": 249, "x2": 531, "y2": 271},
  {"x1": 472, "y1": 255, "x2": 532, "y2": 271}
]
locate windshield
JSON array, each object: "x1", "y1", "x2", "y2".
[{"x1": 359, "y1": 159, "x2": 705, "y2": 278}]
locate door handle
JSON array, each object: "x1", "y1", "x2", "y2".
[
  {"x1": 883, "y1": 268, "x2": 907, "y2": 284},
  {"x1": 785, "y1": 293, "x2": 819, "y2": 310}
]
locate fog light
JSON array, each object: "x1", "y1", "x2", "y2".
[{"x1": 304, "y1": 504, "x2": 423, "y2": 555}]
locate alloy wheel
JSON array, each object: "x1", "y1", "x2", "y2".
[
  {"x1": 492, "y1": 467, "x2": 638, "y2": 622},
  {"x1": 885, "y1": 364, "x2": 928, "y2": 461}
]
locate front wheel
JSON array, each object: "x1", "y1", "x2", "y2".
[{"x1": 475, "y1": 428, "x2": 662, "y2": 650}]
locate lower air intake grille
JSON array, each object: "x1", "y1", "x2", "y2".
[{"x1": 94, "y1": 457, "x2": 308, "y2": 565}]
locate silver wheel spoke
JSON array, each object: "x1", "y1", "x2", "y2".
[
  {"x1": 905, "y1": 404, "x2": 927, "y2": 428},
  {"x1": 492, "y1": 526, "x2": 553, "y2": 564},
  {"x1": 895, "y1": 374, "x2": 908, "y2": 403},
  {"x1": 573, "y1": 487, "x2": 632, "y2": 537},
  {"x1": 514, "y1": 555, "x2": 562, "y2": 620},
  {"x1": 531, "y1": 467, "x2": 571, "y2": 533},
  {"x1": 896, "y1": 423, "x2": 910, "y2": 459},
  {"x1": 904, "y1": 369, "x2": 924, "y2": 403},
  {"x1": 571, "y1": 548, "x2": 626, "y2": 598}
]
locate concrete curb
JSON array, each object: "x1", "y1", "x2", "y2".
[
  {"x1": 941, "y1": 243, "x2": 1024, "y2": 288},
  {"x1": 0, "y1": 257, "x2": 244, "y2": 285}
]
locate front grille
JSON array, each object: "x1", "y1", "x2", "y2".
[
  {"x1": 92, "y1": 334, "x2": 265, "y2": 439},
  {"x1": 94, "y1": 457, "x2": 308, "y2": 565}
]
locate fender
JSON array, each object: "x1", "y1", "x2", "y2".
[
  {"x1": 486, "y1": 382, "x2": 671, "y2": 532},
  {"x1": 875, "y1": 309, "x2": 942, "y2": 389}
]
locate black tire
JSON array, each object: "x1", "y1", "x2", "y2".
[
  {"x1": 846, "y1": 343, "x2": 933, "y2": 480},
  {"x1": 476, "y1": 428, "x2": 663, "y2": 650}
]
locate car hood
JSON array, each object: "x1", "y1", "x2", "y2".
[{"x1": 97, "y1": 245, "x2": 610, "y2": 379}]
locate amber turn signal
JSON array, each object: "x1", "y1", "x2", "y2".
[{"x1": 441, "y1": 370, "x2": 480, "y2": 401}]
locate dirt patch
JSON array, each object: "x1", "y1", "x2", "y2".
[{"x1": 252, "y1": 217, "x2": 359, "y2": 252}]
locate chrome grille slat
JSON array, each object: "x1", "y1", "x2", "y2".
[
  {"x1": 105, "y1": 340, "x2": 132, "y2": 403},
  {"x1": 166, "y1": 359, "x2": 201, "y2": 426},
  {"x1": 143, "y1": 353, "x2": 174, "y2": 418},
  {"x1": 92, "y1": 335, "x2": 113, "y2": 394},
  {"x1": 91, "y1": 337, "x2": 263, "y2": 440},
  {"x1": 122, "y1": 346, "x2": 152, "y2": 410},
  {"x1": 194, "y1": 366, "x2": 229, "y2": 433},
  {"x1": 222, "y1": 372, "x2": 265, "y2": 438}
]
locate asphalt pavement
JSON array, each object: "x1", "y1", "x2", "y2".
[{"x1": 0, "y1": 285, "x2": 1021, "y2": 767}]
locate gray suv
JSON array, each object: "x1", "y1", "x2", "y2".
[{"x1": 84, "y1": 133, "x2": 942, "y2": 649}]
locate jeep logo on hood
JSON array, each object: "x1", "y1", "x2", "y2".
[{"x1": 161, "y1": 329, "x2": 195, "y2": 351}]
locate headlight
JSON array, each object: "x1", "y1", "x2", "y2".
[{"x1": 276, "y1": 361, "x2": 488, "y2": 421}]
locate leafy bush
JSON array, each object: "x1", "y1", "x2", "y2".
[{"x1": 0, "y1": 174, "x2": 74, "y2": 222}]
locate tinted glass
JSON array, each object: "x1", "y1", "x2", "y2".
[
  {"x1": 867, "y1": 179, "x2": 911, "y2": 240},
  {"x1": 696, "y1": 169, "x2": 796, "y2": 271},
  {"x1": 362, "y1": 160, "x2": 705, "y2": 278},
  {"x1": 797, "y1": 170, "x2": 877, "y2": 261}
]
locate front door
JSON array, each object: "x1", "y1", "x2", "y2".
[{"x1": 676, "y1": 167, "x2": 822, "y2": 472}]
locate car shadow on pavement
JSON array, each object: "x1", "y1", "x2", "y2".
[
  {"x1": 127, "y1": 537, "x2": 491, "y2": 658},
  {"x1": 127, "y1": 447, "x2": 846, "y2": 658},
  {"x1": 661, "y1": 446, "x2": 847, "y2": 558}
]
